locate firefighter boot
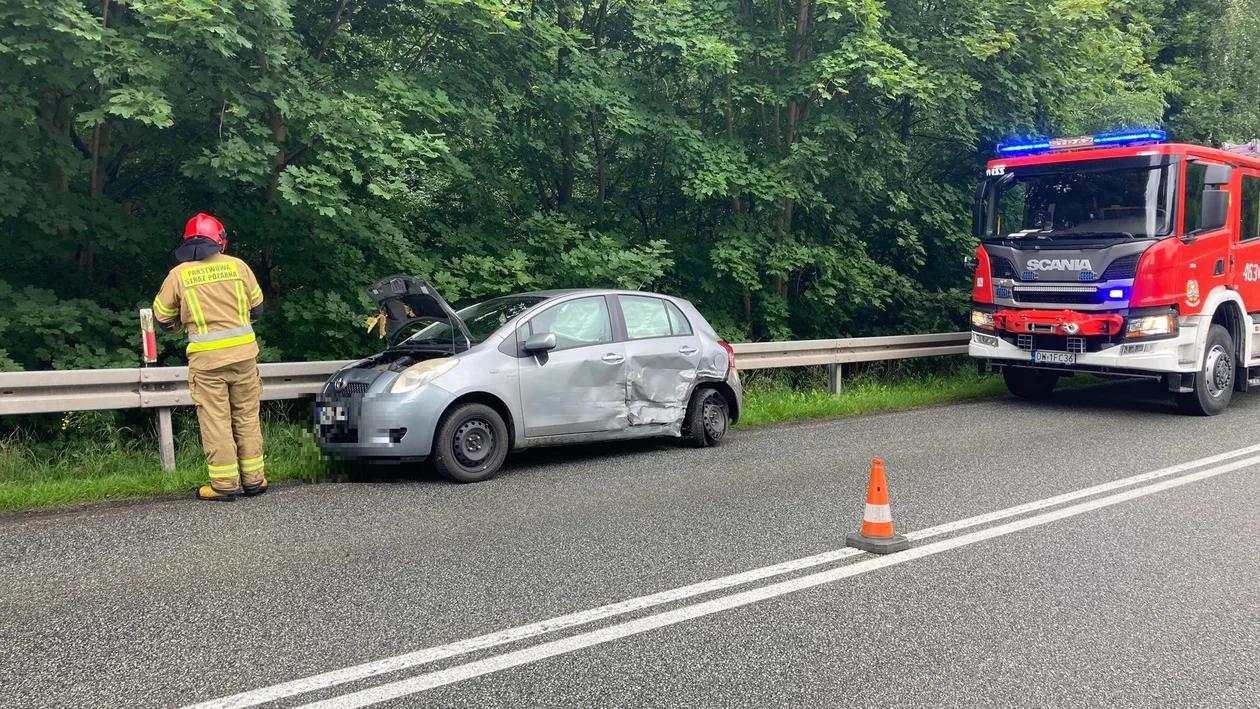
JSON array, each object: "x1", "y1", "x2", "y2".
[
  {"x1": 197, "y1": 484, "x2": 239, "y2": 502},
  {"x1": 242, "y1": 476, "x2": 268, "y2": 497}
]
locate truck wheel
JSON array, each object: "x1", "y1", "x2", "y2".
[
  {"x1": 432, "y1": 403, "x2": 509, "y2": 483},
  {"x1": 1003, "y1": 367, "x2": 1059, "y2": 399},
  {"x1": 1177, "y1": 324, "x2": 1235, "y2": 416}
]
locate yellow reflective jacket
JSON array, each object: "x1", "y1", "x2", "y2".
[{"x1": 152, "y1": 254, "x2": 264, "y2": 370}]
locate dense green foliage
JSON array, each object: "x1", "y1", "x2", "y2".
[{"x1": 1, "y1": 0, "x2": 1256, "y2": 370}]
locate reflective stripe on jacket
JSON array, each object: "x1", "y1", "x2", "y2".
[{"x1": 153, "y1": 254, "x2": 265, "y2": 370}]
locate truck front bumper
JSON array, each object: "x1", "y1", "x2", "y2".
[{"x1": 968, "y1": 321, "x2": 1202, "y2": 375}]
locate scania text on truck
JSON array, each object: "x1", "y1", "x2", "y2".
[{"x1": 968, "y1": 130, "x2": 1260, "y2": 415}]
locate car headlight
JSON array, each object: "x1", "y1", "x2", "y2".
[
  {"x1": 388, "y1": 358, "x2": 459, "y2": 393},
  {"x1": 971, "y1": 310, "x2": 995, "y2": 331},
  {"x1": 1125, "y1": 314, "x2": 1177, "y2": 339}
]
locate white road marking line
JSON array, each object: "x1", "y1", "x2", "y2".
[
  {"x1": 300, "y1": 453, "x2": 1260, "y2": 709},
  {"x1": 183, "y1": 443, "x2": 1260, "y2": 709}
]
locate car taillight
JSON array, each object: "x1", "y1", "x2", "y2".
[{"x1": 718, "y1": 340, "x2": 736, "y2": 369}]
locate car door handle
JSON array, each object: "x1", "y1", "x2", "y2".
[
  {"x1": 601, "y1": 352, "x2": 624, "y2": 364},
  {"x1": 678, "y1": 346, "x2": 698, "y2": 355}
]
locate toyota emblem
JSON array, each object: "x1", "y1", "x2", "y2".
[{"x1": 334, "y1": 378, "x2": 347, "y2": 391}]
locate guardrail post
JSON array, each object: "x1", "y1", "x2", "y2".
[
  {"x1": 828, "y1": 363, "x2": 842, "y2": 395},
  {"x1": 156, "y1": 407, "x2": 176, "y2": 471}
]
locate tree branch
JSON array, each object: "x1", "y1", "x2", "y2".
[{"x1": 314, "y1": 0, "x2": 352, "y2": 62}]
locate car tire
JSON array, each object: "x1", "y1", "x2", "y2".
[
  {"x1": 1003, "y1": 367, "x2": 1059, "y2": 399},
  {"x1": 1177, "y1": 324, "x2": 1234, "y2": 416},
  {"x1": 432, "y1": 403, "x2": 510, "y2": 483},
  {"x1": 684, "y1": 388, "x2": 729, "y2": 448}
]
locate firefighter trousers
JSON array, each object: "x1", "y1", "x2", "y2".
[{"x1": 189, "y1": 358, "x2": 265, "y2": 491}]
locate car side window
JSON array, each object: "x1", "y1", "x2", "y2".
[
  {"x1": 620, "y1": 295, "x2": 675, "y2": 339},
  {"x1": 519, "y1": 296, "x2": 613, "y2": 350},
  {"x1": 665, "y1": 301, "x2": 693, "y2": 336}
]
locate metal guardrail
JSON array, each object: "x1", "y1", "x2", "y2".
[
  {"x1": 0, "y1": 361, "x2": 357, "y2": 416},
  {"x1": 0, "y1": 332, "x2": 970, "y2": 469}
]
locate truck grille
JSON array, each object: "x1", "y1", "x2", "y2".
[
  {"x1": 1009, "y1": 333, "x2": 1117, "y2": 353},
  {"x1": 1101, "y1": 254, "x2": 1140, "y2": 280},
  {"x1": 1012, "y1": 286, "x2": 1102, "y2": 305},
  {"x1": 990, "y1": 257, "x2": 1018, "y2": 279}
]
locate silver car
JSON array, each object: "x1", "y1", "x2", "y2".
[{"x1": 316, "y1": 275, "x2": 742, "y2": 482}]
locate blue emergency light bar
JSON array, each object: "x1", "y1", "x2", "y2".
[{"x1": 997, "y1": 129, "x2": 1167, "y2": 157}]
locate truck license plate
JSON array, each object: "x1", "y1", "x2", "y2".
[{"x1": 1032, "y1": 351, "x2": 1076, "y2": 366}]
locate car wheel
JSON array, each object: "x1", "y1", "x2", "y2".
[
  {"x1": 432, "y1": 403, "x2": 510, "y2": 483},
  {"x1": 684, "y1": 388, "x2": 729, "y2": 448},
  {"x1": 1177, "y1": 324, "x2": 1234, "y2": 416},
  {"x1": 1003, "y1": 367, "x2": 1059, "y2": 399}
]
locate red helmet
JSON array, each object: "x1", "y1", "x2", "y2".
[{"x1": 183, "y1": 213, "x2": 227, "y2": 251}]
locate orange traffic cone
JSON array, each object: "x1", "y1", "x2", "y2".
[{"x1": 845, "y1": 458, "x2": 910, "y2": 554}]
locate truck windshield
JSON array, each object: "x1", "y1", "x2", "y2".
[{"x1": 982, "y1": 161, "x2": 1176, "y2": 240}]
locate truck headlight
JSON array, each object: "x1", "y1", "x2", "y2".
[
  {"x1": 389, "y1": 358, "x2": 459, "y2": 393},
  {"x1": 1125, "y1": 314, "x2": 1177, "y2": 339},
  {"x1": 971, "y1": 310, "x2": 995, "y2": 331}
]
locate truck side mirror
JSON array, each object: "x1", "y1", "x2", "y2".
[
  {"x1": 1200, "y1": 189, "x2": 1230, "y2": 232},
  {"x1": 972, "y1": 181, "x2": 989, "y2": 238},
  {"x1": 1203, "y1": 164, "x2": 1233, "y2": 186}
]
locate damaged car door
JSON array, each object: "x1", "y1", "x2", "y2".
[
  {"x1": 517, "y1": 295, "x2": 629, "y2": 437},
  {"x1": 617, "y1": 294, "x2": 702, "y2": 426}
]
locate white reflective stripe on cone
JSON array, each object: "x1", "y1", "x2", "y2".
[
  {"x1": 187, "y1": 324, "x2": 254, "y2": 343},
  {"x1": 863, "y1": 503, "x2": 892, "y2": 523}
]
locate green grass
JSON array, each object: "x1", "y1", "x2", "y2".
[
  {"x1": 736, "y1": 371, "x2": 1012, "y2": 427},
  {"x1": 1, "y1": 368, "x2": 1021, "y2": 512},
  {"x1": 0, "y1": 419, "x2": 330, "y2": 512}
]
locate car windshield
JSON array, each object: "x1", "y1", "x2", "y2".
[
  {"x1": 404, "y1": 295, "x2": 546, "y2": 345},
  {"x1": 983, "y1": 161, "x2": 1176, "y2": 240}
]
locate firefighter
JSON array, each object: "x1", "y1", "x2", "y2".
[{"x1": 152, "y1": 213, "x2": 267, "y2": 501}]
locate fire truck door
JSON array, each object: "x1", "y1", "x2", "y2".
[{"x1": 1233, "y1": 169, "x2": 1260, "y2": 361}]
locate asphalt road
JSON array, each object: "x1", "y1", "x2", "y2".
[{"x1": 3, "y1": 381, "x2": 1259, "y2": 709}]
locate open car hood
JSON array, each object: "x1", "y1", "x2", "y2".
[{"x1": 366, "y1": 274, "x2": 473, "y2": 347}]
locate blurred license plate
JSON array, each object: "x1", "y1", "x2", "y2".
[
  {"x1": 1032, "y1": 351, "x2": 1076, "y2": 366},
  {"x1": 317, "y1": 405, "x2": 347, "y2": 425}
]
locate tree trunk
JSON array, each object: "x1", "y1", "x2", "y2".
[
  {"x1": 88, "y1": 0, "x2": 111, "y2": 199},
  {"x1": 265, "y1": 107, "x2": 287, "y2": 206},
  {"x1": 726, "y1": 73, "x2": 742, "y2": 213},
  {"x1": 259, "y1": 50, "x2": 288, "y2": 208},
  {"x1": 592, "y1": 110, "x2": 606, "y2": 224},
  {"x1": 773, "y1": 0, "x2": 811, "y2": 300},
  {"x1": 557, "y1": 3, "x2": 574, "y2": 206},
  {"x1": 899, "y1": 96, "x2": 912, "y2": 144}
]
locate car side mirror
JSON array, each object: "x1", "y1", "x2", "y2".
[
  {"x1": 1200, "y1": 189, "x2": 1230, "y2": 232},
  {"x1": 523, "y1": 333, "x2": 557, "y2": 352}
]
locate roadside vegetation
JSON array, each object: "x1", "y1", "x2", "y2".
[{"x1": 2, "y1": 361, "x2": 1024, "y2": 512}]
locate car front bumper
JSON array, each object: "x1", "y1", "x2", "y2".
[{"x1": 316, "y1": 383, "x2": 455, "y2": 461}]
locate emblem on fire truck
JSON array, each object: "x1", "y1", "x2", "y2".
[{"x1": 1186, "y1": 280, "x2": 1201, "y2": 307}]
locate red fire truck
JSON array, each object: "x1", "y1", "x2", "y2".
[{"x1": 969, "y1": 129, "x2": 1260, "y2": 415}]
